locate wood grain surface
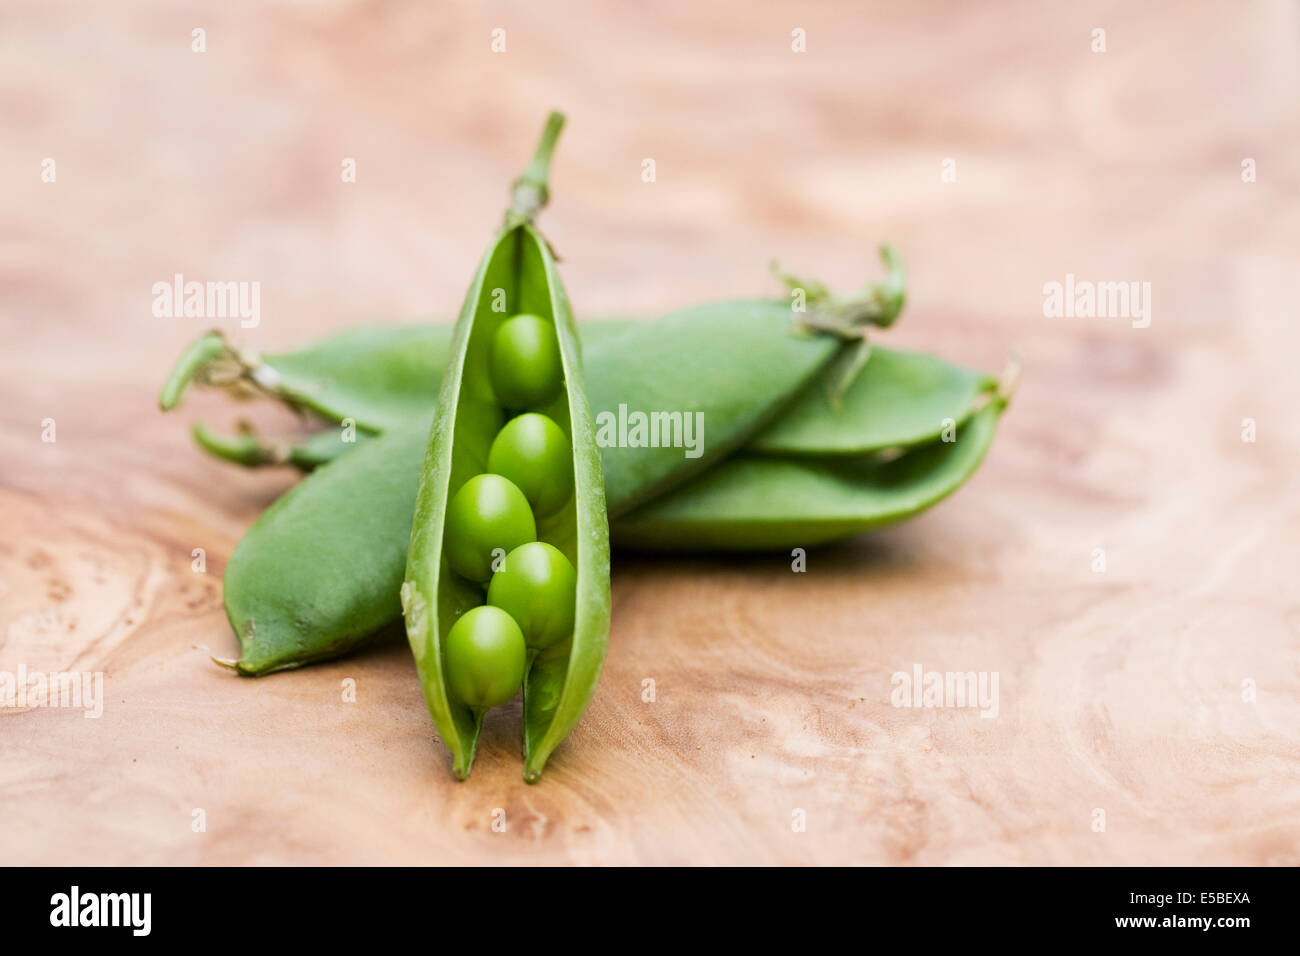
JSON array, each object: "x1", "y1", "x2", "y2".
[{"x1": 2, "y1": 0, "x2": 1298, "y2": 865}]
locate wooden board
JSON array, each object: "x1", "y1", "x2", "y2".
[{"x1": 2, "y1": 0, "x2": 1298, "y2": 865}]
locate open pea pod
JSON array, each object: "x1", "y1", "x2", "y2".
[
  {"x1": 401, "y1": 112, "x2": 610, "y2": 782},
  {"x1": 612, "y1": 397, "x2": 1009, "y2": 551}
]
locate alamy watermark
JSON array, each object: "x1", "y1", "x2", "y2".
[
  {"x1": 50, "y1": 886, "x2": 150, "y2": 936},
  {"x1": 890, "y1": 663, "x2": 999, "y2": 718},
  {"x1": 152, "y1": 273, "x2": 260, "y2": 328},
  {"x1": 0, "y1": 664, "x2": 104, "y2": 718},
  {"x1": 595, "y1": 405, "x2": 704, "y2": 459},
  {"x1": 1043, "y1": 274, "x2": 1151, "y2": 328}
]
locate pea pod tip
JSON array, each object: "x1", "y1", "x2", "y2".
[{"x1": 204, "y1": 648, "x2": 241, "y2": 672}]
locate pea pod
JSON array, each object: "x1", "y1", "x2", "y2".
[
  {"x1": 613, "y1": 398, "x2": 1008, "y2": 551},
  {"x1": 748, "y1": 347, "x2": 996, "y2": 457},
  {"x1": 219, "y1": 425, "x2": 427, "y2": 675},
  {"x1": 590, "y1": 303, "x2": 839, "y2": 513},
  {"x1": 400, "y1": 112, "x2": 610, "y2": 781},
  {"x1": 161, "y1": 322, "x2": 643, "y2": 434},
  {"x1": 159, "y1": 325, "x2": 448, "y2": 430}
]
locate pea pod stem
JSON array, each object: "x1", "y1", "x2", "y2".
[
  {"x1": 865, "y1": 244, "x2": 906, "y2": 328},
  {"x1": 775, "y1": 245, "x2": 908, "y2": 404},
  {"x1": 776, "y1": 244, "x2": 908, "y2": 337},
  {"x1": 191, "y1": 421, "x2": 283, "y2": 467},
  {"x1": 506, "y1": 111, "x2": 565, "y2": 228},
  {"x1": 157, "y1": 329, "x2": 299, "y2": 413},
  {"x1": 158, "y1": 331, "x2": 234, "y2": 411}
]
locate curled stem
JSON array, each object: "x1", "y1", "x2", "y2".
[
  {"x1": 777, "y1": 244, "x2": 909, "y2": 338},
  {"x1": 159, "y1": 330, "x2": 303, "y2": 418},
  {"x1": 158, "y1": 332, "x2": 231, "y2": 410},
  {"x1": 775, "y1": 245, "x2": 908, "y2": 401},
  {"x1": 191, "y1": 421, "x2": 285, "y2": 467},
  {"x1": 191, "y1": 421, "x2": 359, "y2": 471}
]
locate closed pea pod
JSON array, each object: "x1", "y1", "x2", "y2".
[
  {"x1": 159, "y1": 325, "x2": 455, "y2": 433},
  {"x1": 218, "y1": 424, "x2": 427, "y2": 675},
  {"x1": 613, "y1": 392, "x2": 1011, "y2": 551},
  {"x1": 749, "y1": 346, "x2": 997, "y2": 457},
  {"x1": 584, "y1": 250, "x2": 907, "y2": 515},
  {"x1": 401, "y1": 112, "x2": 610, "y2": 782}
]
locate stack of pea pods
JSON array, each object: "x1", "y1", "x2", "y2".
[{"x1": 158, "y1": 112, "x2": 1013, "y2": 781}]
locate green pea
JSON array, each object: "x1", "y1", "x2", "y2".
[
  {"x1": 487, "y1": 542, "x2": 577, "y2": 650},
  {"x1": 443, "y1": 474, "x2": 537, "y2": 583},
  {"x1": 490, "y1": 313, "x2": 564, "y2": 410},
  {"x1": 444, "y1": 606, "x2": 527, "y2": 709},
  {"x1": 487, "y1": 413, "x2": 573, "y2": 516}
]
